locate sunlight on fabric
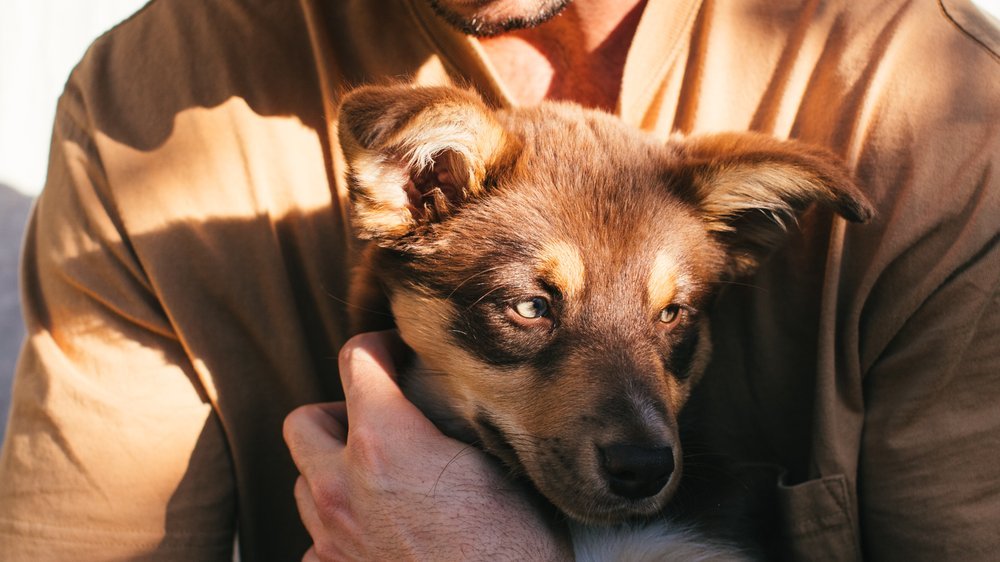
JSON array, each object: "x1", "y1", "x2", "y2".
[{"x1": 90, "y1": 97, "x2": 333, "y2": 237}]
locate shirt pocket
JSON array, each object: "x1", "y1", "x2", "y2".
[{"x1": 776, "y1": 473, "x2": 862, "y2": 561}]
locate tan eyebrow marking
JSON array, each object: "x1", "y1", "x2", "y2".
[
  {"x1": 538, "y1": 240, "x2": 586, "y2": 298},
  {"x1": 648, "y1": 251, "x2": 679, "y2": 311}
]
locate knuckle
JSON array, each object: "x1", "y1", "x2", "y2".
[
  {"x1": 346, "y1": 425, "x2": 388, "y2": 467},
  {"x1": 312, "y1": 476, "x2": 350, "y2": 516},
  {"x1": 301, "y1": 546, "x2": 321, "y2": 562},
  {"x1": 313, "y1": 539, "x2": 345, "y2": 562}
]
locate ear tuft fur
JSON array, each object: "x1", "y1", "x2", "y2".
[
  {"x1": 338, "y1": 85, "x2": 511, "y2": 243},
  {"x1": 676, "y1": 132, "x2": 874, "y2": 277}
]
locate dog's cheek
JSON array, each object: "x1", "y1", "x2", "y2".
[
  {"x1": 388, "y1": 291, "x2": 483, "y2": 408},
  {"x1": 399, "y1": 362, "x2": 481, "y2": 444}
]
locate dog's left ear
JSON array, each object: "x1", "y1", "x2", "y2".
[
  {"x1": 675, "y1": 132, "x2": 875, "y2": 277},
  {"x1": 338, "y1": 85, "x2": 512, "y2": 244}
]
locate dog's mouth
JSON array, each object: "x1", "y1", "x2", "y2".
[
  {"x1": 472, "y1": 410, "x2": 527, "y2": 474},
  {"x1": 470, "y1": 409, "x2": 679, "y2": 524}
]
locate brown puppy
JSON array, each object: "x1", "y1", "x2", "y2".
[{"x1": 338, "y1": 84, "x2": 872, "y2": 557}]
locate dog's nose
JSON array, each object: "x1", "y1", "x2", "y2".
[{"x1": 599, "y1": 444, "x2": 674, "y2": 499}]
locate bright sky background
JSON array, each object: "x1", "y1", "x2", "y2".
[
  {"x1": 0, "y1": 0, "x2": 149, "y2": 196},
  {"x1": 1, "y1": 0, "x2": 998, "y2": 197}
]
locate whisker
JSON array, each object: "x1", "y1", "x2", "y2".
[
  {"x1": 323, "y1": 291, "x2": 396, "y2": 318},
  {"x1": 466, "y1": 285, "x2": 505, "y2": 310},
  {"x1": 428, "y1": 445, "x2": 483, "y2": 498},
  {"x1": 447, "y1": 265, "x2": 507, "y2": 299}
]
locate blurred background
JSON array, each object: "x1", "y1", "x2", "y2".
[
  {"x1": 1, "y1": 1, "x2": 150, "y2": 198},
  {"x1": 1, "y1": 0, "x2": 999, "y2": 434}
]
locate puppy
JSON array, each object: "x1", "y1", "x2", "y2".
[{"x1": 337, "y1": 85, "x2": 872, "y2": 559}]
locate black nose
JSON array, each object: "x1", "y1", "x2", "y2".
[{"x1": 600, "y1": 444, "x2": 674, "y2": 499}]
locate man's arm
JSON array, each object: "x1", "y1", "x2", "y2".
[
  {"x1": 284, "y1": 331, "x2": 574, "y2": 561},
  {"x1": 0, "y1": 88, "x2": 237, "y2": 560},
  {"x1": 860, "y1": 238, "x2": 1000, "y2": 558}
]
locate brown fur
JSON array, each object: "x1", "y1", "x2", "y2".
[
  {"x1": 538, "y1": 240, "x2": 587, "y2": 299},
  {"x1": 337, "y1": 84, "x2": 873, "y2": 525}
]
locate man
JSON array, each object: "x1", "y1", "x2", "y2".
[{"x1": 1, "y1": 0, "x2": 997, "y2": 560}]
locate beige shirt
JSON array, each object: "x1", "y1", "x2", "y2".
[{"x1": 0, "y1": 0, "x2": 997, "y2": 559}]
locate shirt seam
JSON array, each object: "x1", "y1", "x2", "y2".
[{"x1": 938, "y1": 0, "x2": 1000, "y2": 63}]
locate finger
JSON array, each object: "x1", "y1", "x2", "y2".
[
  {"x1": 294, "y1": 475, "x2": 323, "y2": 536},
  {"x1": 309, "y1": 400, "x2": 347, "y2": 434},
  {"x1": 338, "y1": 330, "x2": 407, "y2": 387},
  {"x1": 284, "y1": 402, "x2": 348, "y2": 449},
  {"x1": 338, "y1": 331, "x2": 430, "y2": 429},
  {"x1": 284, "y1": 402, "x2": 348, "y2": 475},
  {"x1": 318, "y1": 401, "x2": 349, "y2": 435}
]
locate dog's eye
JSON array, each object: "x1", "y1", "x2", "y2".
[
  {"x1": 514, "y1": 297, "x2": 549, "y2": 319},
  {"x1": 659, "y1": 304, "x2": 683, "y2": 325}
]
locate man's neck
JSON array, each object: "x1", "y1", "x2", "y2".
[{"x1": 479, "y1": 0, "x2": 648, "y2": 111}]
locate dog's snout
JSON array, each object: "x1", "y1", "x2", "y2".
[{"x1": 600, "y1": 444, "x2": 674, "y2": 499}]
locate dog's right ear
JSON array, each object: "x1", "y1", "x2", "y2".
[
  {"x1": 338, "y1": 85, "x2": 511, "y2": 243},
  {"x1": 674, "y1": 132, "x2": 874, "y2": 278}
]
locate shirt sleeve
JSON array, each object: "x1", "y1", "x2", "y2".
[
  {"x1": 0, "y1": 79, "x2": 237, "y2": 561},
  {"x1": 858, "y1": 182, "x2": 1000, "y2": 557}
]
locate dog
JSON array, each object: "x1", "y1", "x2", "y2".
[{"x1": 337, "y1": 84, "x2": 873, "y2": 559}]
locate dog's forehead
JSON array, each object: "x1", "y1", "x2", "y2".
[
  {"x1": 499, "y1": 103, "x2": 672, "y2": 173},
  {"x1": 409, "y1": 103, "x2": 725, "y2": 305},
  {"x1": 489, "y1": 105, "x2": 712, "y2": 275}
]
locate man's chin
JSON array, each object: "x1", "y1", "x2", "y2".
[{"x1": 427, "y1": 0, "x2": 573, "y2": 37}]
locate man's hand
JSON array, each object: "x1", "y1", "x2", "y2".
[{"x1": 284, "y1": 331, "x2": 573, "y2": 561}]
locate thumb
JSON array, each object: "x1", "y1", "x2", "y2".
[{"x1": 338, "y1": 331, "x2": 430, "y2": 432}]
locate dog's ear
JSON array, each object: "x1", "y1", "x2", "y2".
[
  {"x1": 338, "y1": 85, "x2": 511, "y2": 243},
  {"x1": 675, "y1": 132, "x2": 875, "y2": 278}
]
